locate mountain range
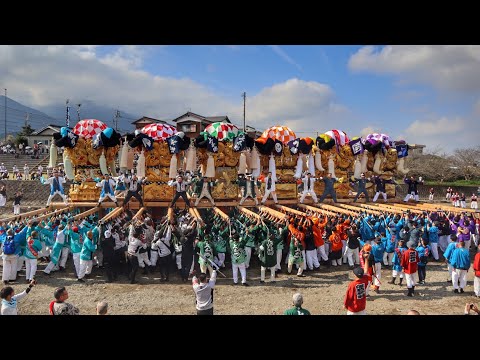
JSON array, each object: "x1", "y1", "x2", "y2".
[{"x1": 0, "y1": 96, "x2": 140, "y2": 138}]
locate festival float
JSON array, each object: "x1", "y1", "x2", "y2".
[{"x1": 53, "y1": 119, "x2": 121, "y2": 201}]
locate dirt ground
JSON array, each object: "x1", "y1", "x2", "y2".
[{"x1": 4, "y1": 253, "x2": 478, "y2": 315}]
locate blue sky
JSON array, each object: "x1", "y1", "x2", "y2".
[{"x1": 1, "y1": 45, "x2": 479, "y2": 152}]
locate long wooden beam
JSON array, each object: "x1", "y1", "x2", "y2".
[
  {"x1": 275, "y1": 204, "x2": 304, "y2": 216},
  {"x1": 72, "y1": 207, "x2": 99, "y2": 221},
  {"x1": 237, "y1": 206, "x2": 262, "y2": 220},
  {"x1": 298, "y1": 204, "x2": 337, "y2": 217},
  {"x1": 132, "y1": 207, "x2": 146, "y2": 221},
  {"x1": 0, "y1": 206, "x2": 60, "y2": 223},
  {"x1": 34, "y1": 206, "x2": 75, "y2": 222},
  {"x1": 316, "y1": 203, "x2": 357, "y2": 217},
  {"x1": 257, "y1": 205, "x2": 287, "y2": 220},
  {"x1": 340, "y1": 203, "x2": 382, "y2": 216},
  {"x1": 213, "y1": 206, "x2": 230, "y2": 221},
  {"x1": 99, "y1": 207, "x2": 124, "y2": 224}
]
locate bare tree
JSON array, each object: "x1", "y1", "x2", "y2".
[{"x1": 451, "y1": 147, "x2": 480, "y2": 181}]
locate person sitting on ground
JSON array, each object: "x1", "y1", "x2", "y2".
[
  {"x1": 1, "y1": 280, "x2": 36, "y2": 315},
  {"x1": 284, "y1": 292, "x2": 311, "y2": 315},
  {"x1": 49, "y1": 287, "x2": 80, "y2": 315}
]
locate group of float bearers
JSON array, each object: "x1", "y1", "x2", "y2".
[{"x1": 2, "y1": 200, "x2": 480, "y2": 294}]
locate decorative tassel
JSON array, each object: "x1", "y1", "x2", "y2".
[
  {"x1": 200, "y1": 163, "x2": 207, "y2": 177},
  {"x1": 120, "y1": 139, "x2": 128, "y2": 170},
  {"x1": 353, "y1": 156, "x2": 362, "y2": 178},
  {"x1": 168, "y1": 154, "x2": 178, "y2": 179},
  {"x1": 64, "y1": 152, "x2": 74, "y2": 180},
  {"x1": 328, "y1": 154, "x2": 336, "y2": 178},
  {"x1": 373, "y1": 152, "x2": 383, "y2": 174},
  {"x1": 360, "y1": 151, "x2": 368, "y2": 173},
  {"x1": 100, "y1": 151, "x2": 109, "y2": 175},
  {"x1": 137, "y1": 150, "x2": 146, "y2": 178},
  {"x1": 109, "y1": 161, "x2": 118, "y2": 176},
  {"x1": 397, "y1": 157, "x2": 410, "y2": 175},
  {"x1": 314, "y1": 150, "x2": 325, "y2": 171},
  {"x1": 268, "y1": 154, "x2": 277, "y2": 181},
  {"x1": 49, "y1": 143, "x2": 57, "y2": 168},
  {"x1": 127, "y1": 147, "x2": 134, "y2": 170},
  {"x1": 205, "y1": 154, "x2": 216, "y2": 178},
  {"x1": 252, "y1": 153, "x2": 261, "y2": 178},
  {"x1": 250, "y1": 147, "x2": 259, "y2": 169},
  {"x1": 245, "y1": 149, "x2": 252, "y2": 170},
  {"x1": 308, "y1": 154, "x2": 315, "y2": 175},
  {"x1": 185, "y1": 144, "x2": 196, "y2": 172},
  {"x1": 294, "y1": 154, "x2": 303, "y2": 178},
  {"x1": 238, "y1": 152, "x2": 247, "y2": 175}
]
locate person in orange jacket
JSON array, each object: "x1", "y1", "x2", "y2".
[
  {"x1": 339, "y1": 218, "x2": 351, "y2": 264},
  {"x1": 311, "y1": 215, "x2": 329, "y2": 263},
  {"x1": 473, "y1": 244, "x2": 480, "y2": 297},
  {"x1": 329, "y1": 225, "x2": 344, "y2": 266}
]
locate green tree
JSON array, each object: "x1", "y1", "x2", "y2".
[{"x1": 18, "y1": 124, "x2": 35, "y2": 136}]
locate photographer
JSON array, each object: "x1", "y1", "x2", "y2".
[
  {"x1": 464, "y1": 303, "x2": 480, "y2": 315},
  {"x1": 1, "y1": 280, "x2": 36, "y2": 315}
]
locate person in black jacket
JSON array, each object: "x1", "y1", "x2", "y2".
[
  {"x1": 345, "y1": 225, "x2": 361, "y2": 268},
  {"x1": 181, "y1": 222, "x2": 197, "y2": 282},
  {"x1": 102, "y1": 228, "x2": 117, "y2": 283},
  {"x1": 403, "y1": 176, "x2": 424, "y2": 202},
  {"x1": 304, "y1": 221, "x2": 319, "y2": 271}
]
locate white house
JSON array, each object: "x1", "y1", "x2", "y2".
[{"x1": 28, "y1": 124, "x2": 62, "y2": 154}]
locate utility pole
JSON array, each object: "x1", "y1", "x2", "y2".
[
  {"x1": 114, "y1": 109, "x2": 120, "y2": 131},
  {"x1": 25, "y1": 112, "x2": 30, "y2": 127},
  {"x1": 4, "y1": 88, "x2": 6, "y2": 141},
  {"x1": 242, "y1": 92, "x2": 246, "y2": 132},
  {"x1": 66, "y1": 99, "x2": 70, "y2": 127}
]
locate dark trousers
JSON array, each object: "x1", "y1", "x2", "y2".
[
  {"x1": 354, "y1": 189, "x2": 369, "y2": 202},
  {"x1": 170, "y1": 191, "x2": 190, "y2": 208},
  {"x1": 181, "y1": 253, "x2": 194, "y2": 281},
  {"x1": 418, "y1": 266, "x2": 426, "y2": 282},
  {"x1": 104, "y1": 254, "x2": 117, "y2": 282},
  {"x1": 197, "y1": 307, "x2": 213, "y2": 315},
  {"x1": 127, "y1": 254, "x2": 139, "y2": 284},
  {"x1": 124, "y1": 190, "x2": 144, "y2": 207},
  {"x1": 158, "y1": 255, "x2": 170, "y2": 280},
  {"x1": 319, "y1": 189, "x2": 337, "y2": 203}
]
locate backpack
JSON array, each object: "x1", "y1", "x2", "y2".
[{"x1": 3, "y1": 236, "x2": 16, "y2": 255}]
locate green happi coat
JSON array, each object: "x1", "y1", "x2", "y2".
[
  {"x1": 288, "y1": 236, "x2": 304, "y2": 265},
  {"x1": 196, "y1": 237, "x2": 216, "y2": 266},
  {"x1": 258, "y1": 236, "x2": 282, "y2": 268},
  {"x1": 229, "y1": 237, "x2": 248, "y2": 264}
]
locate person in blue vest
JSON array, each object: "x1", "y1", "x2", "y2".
[
  {"x1": 450, "y1": 240, "x2": 470, "y2": 293},
  {"x1": 44, "y1": 170, "x2": 68, "y2": 207},
  {"x1": 43, "y1": 224, "x2": 67, "y2": 275},
  {"x1": 352, "y1": 173, "x2": 372, "y2": 203},
  {"x1": 389, "y1": 239, "x2": 407, "y2": 285},
  {"x1": 24, "y1": 231, "x2": 43, "y2": 282},
  {"x1": 96, "y1": 174, "x2": 118, "y2": 207},
  {"x1": 427, "y1": 220, "x2": 440, "y2": 261},
  {"x1": 382, "y1": 224, "x2": 397, "y2": 267},
  {"x1": 78, "y1": 230, "x2": 96, "y2": 282},
  {"x1": 416, "y1": 238, "x2": 431, "y2": 285},
  {"x1": 443, "y1": 234, "x2": 458, "y2": 283}
]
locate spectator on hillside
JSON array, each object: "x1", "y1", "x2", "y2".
[
  {"x1": 23, "y1": 164, "x2": 29, "y2": 180},
  {"x1": 0, "y1": 184, "x2": 6, "y2": 207}
]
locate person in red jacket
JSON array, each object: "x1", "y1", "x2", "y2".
[
  {"x1": 311, "y1": 215, "x2": 329, "y2": 263},
  {"x1": 344, "y1": 257, "x2": 372, "y2": 315},
  {"x1": 401, "y1": 241, "x2": 419, "y2": 297},
  {"x1": 473, "y1": 244, "x2": 480, "y2": 297},
  {"x1": 329, "y1": 225, "x2": 344, "y2": 266}
]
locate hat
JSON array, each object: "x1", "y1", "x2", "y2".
[
  {"x1": 104, "y1": 230, "x2": 112, "y2": 238},
  {"x1": 407, "y1": 240, "x2": 416, "y2": 248},
  {"x1": 362, "y1": 244, "x2": 372, "y2": 252},
  {"x1": 72, "y1": 226, "x2": 79, "y2": 233},
  {"x1": 353, "y1": 267, "x2": 364, "y2": 278}
]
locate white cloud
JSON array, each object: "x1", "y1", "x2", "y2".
[
  {"x1": 348, "y1": 45, "x2": 480, "y2": 92},
  {"x1": 406, "y1": 117, "x2": 465, "y2": 136},
  {"x1": 0, "y1": 46, "x2": 344, "y2": 137},
  {"x1": 359, "y1": 126, "x2": 381, "y2": 137}
]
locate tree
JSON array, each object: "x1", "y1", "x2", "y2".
[
  {"x1": 18, "y1": 124, "x2": 35, "y2": 136},
  {"x1": 15, "y1": 135, "x2": 28, "y2": 147},
  {"x1": 451, "y1": 147, "x2": 480, "y2": 181},
  {"x1": 404, "y1": 150, "x2": 458, "y2": 182}
]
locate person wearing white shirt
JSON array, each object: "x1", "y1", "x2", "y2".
[
  {"x1": 96, "y1": 174, "x2": 118, "y2": 207},
  {"x1": 299, "y1": 172, "x2": 319, "y2": 204},
  {"x1": 168, "y1": 175, "x2": 191, "y2": 208},
  {"x1": 23, "y1": 164, "x2": 29, "y2": 180},
  {"x1": 1, "y1": 280, "x2": 36, "y2": 315},
  {"x1": 123, "y1": 174, "x2": 144, "y2": 207},
  {"x1": 44, "y1": 171, "x2": 68, "y2": 206},
  {"x1": 261, "y1": 171, "x2": 279, "y2": 204}
]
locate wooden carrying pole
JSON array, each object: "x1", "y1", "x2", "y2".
[
  {"x1": 237, "y1": 206, "x2": 262, "y2": 220},
  {"x1": 99, "y1": 206, "x2": 124, "y2": 224},
  {"x1": 213, "y1": 207, "x2": 230, "y2": 221},
  {"x1": 297, "y1": 204, "x2": 337, "y2": 217},
  {"x1": 257, "y1": 205, "x2": 287, "y2": 220},
  {"x1": 72, "y1": 207, "x2": 100, "y2": 221},
  {"x1": 0, "y1": 205, "x2": 71, "y2": 223},
  {"x1": 33, "y1": 206, "x2": 75, "y2": 223}
]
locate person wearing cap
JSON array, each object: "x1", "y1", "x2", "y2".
[
  {"x1": 194, "y1": 176, "x2": 216, "y2": 207},
  {"x1": 44, "y1": 170, "x2": 68, "y2": 206},
  {"x1": 344, "y1": 263, "x2": 372, "y2": 315},
  {"x1": 239, "y1": 173, "x2": 259, "y2": 205},
  {"x1": 168, "y1": 174, "x2": 191, "y2": 208},
  {"x1": 450, "y1": 240, "x2": 470, "y2": 294},
  {"x1": 401, "y1": 240, "x2": 419, "y2": 296},
  {"x1": 352, "y1": 173, "x2": 372, "y2": 203},
  {"x1": 261, "y1": 171, "x2": 279, "y2": 205},
  {"x1": 299, "y1": 172, "x2": 319, "y2": 204},
  {"x1": 96, "y1": 174, "x2": 118, "y2": 207}
]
